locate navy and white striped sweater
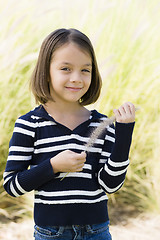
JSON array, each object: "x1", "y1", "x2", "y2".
[{"x1": 3, "y1": 105, "x2": 135, "y2": 226}]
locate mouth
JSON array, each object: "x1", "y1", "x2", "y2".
[{"x1": 65, "y1": 87, "x2": 82, "y2": 92}]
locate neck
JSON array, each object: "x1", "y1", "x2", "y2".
[
  {"x1": 43, "y1": 101, "x2": 91, "y2": 130},
  {"x1": 44, "y1": 100, "x2": 85, "y2": 116}
]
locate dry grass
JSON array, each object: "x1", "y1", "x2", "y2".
[
  {"x1": 0, "y1": 0, "x2": 160, "y2": 224},
  {"x1": 0, "y1": 213, "x2": 160, "y2": 240}
]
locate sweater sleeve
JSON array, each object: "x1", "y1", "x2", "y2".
[
  {"x1": 3, "y1": 116, "x2": 55, "y2": 198},
  {"x1": 98, "y1": 121, "x2": 135, "y2": 194}
]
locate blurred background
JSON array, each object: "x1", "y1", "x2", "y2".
[{"x1": 0, "y1": 0, "x2": 160, "y2": 239}]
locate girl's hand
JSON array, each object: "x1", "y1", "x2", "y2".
[
  {"x1": 113, "y1": 102, "x2": 135, "y2": 123},
  {"x1": 50, "y1": 150, "x2": 86, "y2": 174}
]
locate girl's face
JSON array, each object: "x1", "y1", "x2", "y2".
[{"x1": 49, "y1": 42, "x2": 92, "y2": 105}]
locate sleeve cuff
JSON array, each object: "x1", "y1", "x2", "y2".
[
  {"x1": 110, "y1": 122, "x2": 135, "y2": 162},
  {"x1": 19, "y1": 158, "x2": 56, "y2": 191}
]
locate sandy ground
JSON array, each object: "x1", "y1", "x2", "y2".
[
  {"x1": 0, "y1": 213, "x2": 160, "y2": 240},
  {"x1": 110, "y1": 214, "x2": 160, "y2": 240}
]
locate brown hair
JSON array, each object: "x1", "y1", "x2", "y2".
[{"x1": 30, "y1": 28, "x2": 102, "y2": 105}]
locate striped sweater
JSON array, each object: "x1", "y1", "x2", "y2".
[{"x1": 3, "y1": 105, "x2": 135, "y2": 226}]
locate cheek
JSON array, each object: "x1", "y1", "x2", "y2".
[
  {"x1": 49, "y1": 70, "x2": 63, "y2": 83},
  {"x1": 86, "y1": 76, "x2": 92, "y2": 88}
]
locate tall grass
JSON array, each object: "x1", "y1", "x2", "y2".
[{"x1": 0, "y1": 0, "x2": 160, "y2": 218}]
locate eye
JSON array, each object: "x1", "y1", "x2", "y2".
[
  {"x1": 82, "y1": 69, "x2": 91, "y2": 73},
  {"x1": 61, "y1": 67, "x2": 70, "y2": 71}
]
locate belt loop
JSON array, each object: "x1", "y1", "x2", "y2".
[
  {"x1": 58, "y1": 226, "x2": 65, "y2": 235},
  {"x1": 85, "y1": 224, "x2": 93, "y2": 233},
  {"x1": 72, "y1": 225, "x2": 78, "y2": 240}
]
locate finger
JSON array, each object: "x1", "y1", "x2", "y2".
[
  {"x1": 118, "y1": 105, "x2": 126, "y2": 115},
  {"x1": 119, "y1": 102, "x2": 135, "y2": 116},
  {"x1": 77, "y1": 163, "x2": 85, "y2": 169},
  {"x1": 76, "y1": 165, "x2": 84, "y2": 172},
  {"x1": 80, "y1": 151, "x2": 86, "y2": 158},
  {"x1": 113, "y1": 109, "x2": 121, "y2": 117},
  {"x1": 76, "y1": 152, "x2": 86, "y2": 160},
  {"x1": 113, "y1": 109, "x2": 122, "y2": 123},
  {"x1": 72, "y1": 162, "x2": 84, "y2": 172},
  {"x1": 127, "y1": 102, "x2": 135, "y2": 115},
  {"x1": 76, "y1": 168, "x2": 83, "y2": 172},
  {"x1": 122, "y1": 103, "x2": 132, "y2": 115},
  {"x1": 76, "y1": 159, "x2": 86, "y2": 165}
]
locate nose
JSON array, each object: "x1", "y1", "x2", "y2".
[{"x1": 70, "y1": 71, "x2": 82, "y2": 83}]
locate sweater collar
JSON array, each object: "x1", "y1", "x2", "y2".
[{"x1": 33, "y1": 105, "x2": 105, "y2": 122}]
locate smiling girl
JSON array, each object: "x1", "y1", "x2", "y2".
[{"x1": 3, "y1": 28, "x2": 135, "y2": 240}]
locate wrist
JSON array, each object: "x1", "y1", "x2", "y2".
[{"x1": 50, "y1": 158, "x2": 59, "y2": 174}]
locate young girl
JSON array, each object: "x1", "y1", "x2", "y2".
[{"x1": 3, "y1": 28, "x2": 135, "y2": 240}]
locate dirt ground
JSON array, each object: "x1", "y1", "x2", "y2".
[
  {"x1": 110, "y1": 213, "x2": 160, "y2": 240},
  {"x1": 0, "y1": 213, "x2": 160, "y2": 240}
]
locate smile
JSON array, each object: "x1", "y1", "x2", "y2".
[{"x1": 65, "y1": 87, "x2": 82, "y2": 92}]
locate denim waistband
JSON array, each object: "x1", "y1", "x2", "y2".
[
  {"x1": 34, "y1": 221, "x2": 111, "y2": 240},
  {"x1": 41, "y1": 220, "x2": 110, "y2": 233}
]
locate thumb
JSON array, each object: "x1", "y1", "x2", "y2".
[{"x1": 80, "y1": 151, "x2": 87, "y2": 158}]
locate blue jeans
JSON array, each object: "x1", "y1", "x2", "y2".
[{"x1": 34, "y1": 221, "x2": 112, "y2": 240}]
